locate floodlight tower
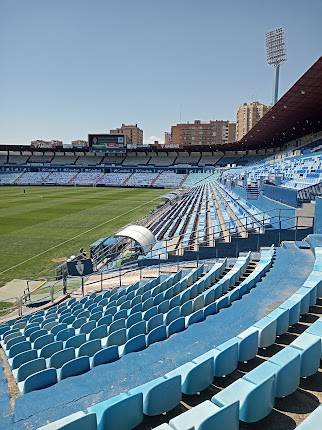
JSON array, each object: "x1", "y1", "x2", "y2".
[{"x1": 265, "y1": 27, "x2": 287, "y2": 105}]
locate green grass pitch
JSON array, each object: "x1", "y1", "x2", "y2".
[{"x1": 0, "y1": 186, "x2": 167, "y2": 286}]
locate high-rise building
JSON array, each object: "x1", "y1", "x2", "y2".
[
  {"x1": 110, "y1": 124, "x2": 143, "y2": 145},
  {"x1": 236, "y1": 101, "x2": 270, "y2": 141},
  {"x1": 171, "y1": 120, "x2": 236, "y2": 147},
  {"x1": 164, "y1": 132, "x2": 172, "y2": 146}
]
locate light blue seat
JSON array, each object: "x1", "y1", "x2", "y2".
[
  {"x1": 143, "y1": 306, "x2": 158, "y2": 321},
  {"x1": 186, "y1": 309, "x2": 204, "y2": 327},
  {"x1": 4, "y1": 330, "x2": 23, "y2": 344},
  {"x1": 253, "y1": 316, "x2": 277, "y2": 348},
  {"x1": 180, "y1": 289, "x2": 191, "y2": 306},
  {"x1": 38, "y1": 411, "x2": 97, "y2": 430},
  {"x1": 267, "y1": 308, "x2": 290, "y2": 336},
  {"x1": 153, "y1": 292, "x2": 165, "y2": 306},
  {"x1": 268, "y1": 346, "x2": 301, "y2": 397},
  {"x1": 65, "y1": 333, "x2": 87, "y2": 349},
  {"x1": 142, "y1": 297, "x2": 154, "y2": 311},
  {"x1": 23, "y1": 368, "x2": 57, "y2": 394},
  {"x1": 9, "y1": 340, "x2": 31, "y2": 358},
  {"x1": 24, "y1": 325, "x2": 41, "y2": 338},
  {"x1": 126, "y1": 312, "x2": 142, "y2": 328},
  {"x1": 77, "y1": 310, "x2": 91, "y2": 320},
  {"x1": 56, "y1": 328, "x2": 75, "y2": 342},
  {"x1": 128, "y1": 375, "x2": 181, "y2": 416},
  {"x1": 296, "y1": 405, "x2": 322, "y2": 429},
  {"x1": 79, "y1": 339, "x2": 102, "y2": 358},
  {"x1": 290, "y1": 289, "x2": 311, "y2": 315},
  {"x1": 49, "y1": 347, "x2": 75, "y2": 369},
  {"x1": 169, "y1": 295, "x2": 181, "y2": 309},
  {"x1": 158, "y1": 300, "x2": 170, "y2": 314},
  {"x1": 11, "y1": 349, "x2": 38, "y2": 370},
  {"x1": 213, "y1": 338, "x2": 239, "y2": 377},
  {"x1": 306, "y1": 319, "x2": 322, "y2": 355},
  {"x1": 34, "y1": 333, "x2": 55, "y2": 350},
  {"x1": 147, "y1": 325, "x2": 167, "y2": 346},
  {"x1": 90, "y1": 312, "x2": 103, "y2": 322},
  {"x1": 213, "y1": 373, "x2": 275, "y2": 423},
  {"x1": 109, "y1": 318, "x2": 126, "y2": 334},
  {"x1": 0, "y1": 325, "x2": 10, "y2": 337},
  {"x1": 89, "y1": 324, "x2": 108, "y2": 341},
  {"x1": 97, "y1": 315, "x2": 113, "y2": 327},
  {"x1": 166, "y1": 356, "x2": 214, "y2": 395},
  {"x1": 167, "y1": 317, "x2": 185, "y2": 337},
  {"x1": 147, "y1": 314, "x2": 164, "y2": 332},
  {"x1": 123, "y1": 334, "x2": 146, "y2": 355},
  {"x1": 60, "y1": 315, "x2": 76, "y2": 325},
  {"x1": 279, "y1": 299, "x2": 301, "y2": 326},
  {"x1": 193, "y1": 295, "x2": 205, "y2": 312},
  {"x1": 204, "y1": 302, "x2": 217, "y2": 318},
  {"x1": 169, "y1": 400, "x2": 239, "y2": 430},
  {"x1": 6, "y1": 335, "x2": 26, "y2": 351},
  {"x1": 290, "y1": 333, "x2": 321, "y2": 377},
  {"x1": 114, "y1": 309, "x2": 128, "y2": 321},
  {"x1": 40, "y1": 341, "x2": 63, "y2": 359},
  {"x1": 60, "y1": 356, "x2": 90, "y2": 380},
  {"x1": 237, "y1": 328, "x2": 259, "y2": 362},
  {"x1": 180, "y1": 300, "x2": 193, "y2": 317},
  {"x1": 92, "y1": 345, "x2": 119, "y2": 367},
  {"x1": 51, "y1": 323, "x2": 68, "y2": 336},
  {"x1": 29, "y1": 328, "x2": 48, "y2": 343},
  {"x1": 17, "y1": 357, "x2": 46, "y2": 383},
  {"x1": 130, "y1": 303, "x2": 142, "y2": 315},
  {"x1": 88, "y1": 392, "x2": 143, "y2": 430},
  {"x1": 80, "y1": 321, "x2": 96, "y2": 335},
  {"x1": 128, "y1": 321, "x2": 146, "y2": 339},
  {"x1": 41, "y1": 317, "x2": 56, "y2": 328},
  {"x1": 107, "y1": 328, "x2": 127, "y2": 347},
  {"x1": 72, "y1": 317, "x2": 87, "y2": 330}
]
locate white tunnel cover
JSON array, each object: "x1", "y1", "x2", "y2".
[{"x1": 115, "y1": 225, "x2": 156, "y2": 254}]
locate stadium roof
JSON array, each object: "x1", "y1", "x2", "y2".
[{"x1": 239, "y1": 56, "x2": 322, "y2": 149}]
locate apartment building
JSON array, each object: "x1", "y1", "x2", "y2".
[
  {"x1": 171, "y1": 120, "x2": 236, "y2": 146},
  {"x1": 236, "y1": 101, "x2": 270, "y2": 140},
  {"x1": 110, "y1": 124, "x2": 143, "y2": 145}
]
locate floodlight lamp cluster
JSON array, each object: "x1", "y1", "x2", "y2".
[{"x1": 266, "y1": 27, "x2": 286, "y2": 66}]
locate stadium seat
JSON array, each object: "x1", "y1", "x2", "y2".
[
  {"x1": 38, "y1": 411, "x2": 98, "y2": 430},
  {"x1": 60, "y1": 356, "x2": 90, "y2": 380},
  {"x1": 23, "y1": 368, "x2": 57, "y2": 394},
  {"x1": 92, "y1": 345, "x2": 119, "y2": 367}
]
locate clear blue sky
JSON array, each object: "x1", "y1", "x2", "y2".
[{"x1": 0, "y1": 0, "x2": 321, "y2": 145}]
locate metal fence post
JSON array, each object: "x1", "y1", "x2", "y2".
[
  {"x1": 81, "y1": 277, "x2": 85, "y2": 296},
  {"x1": 50, "y1": 285, "x2": 54, "y2": 303},
  {"x1": 119, "y1": 269, "x2": 122, "y2": 288},
  {"x1": 100, "y1": 272, "x2": 103, "y2": 292},
  {"x1": 158, "y1": 254, "x2": 161, "y2": 276}
]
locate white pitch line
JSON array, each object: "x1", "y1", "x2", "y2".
[{"x1": 0, "y1": 195, "x2": 161, "y2": 276}]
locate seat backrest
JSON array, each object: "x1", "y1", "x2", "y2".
[
  {"x1": 56, "y1": 327, "x2": 76, "y2": 342},
  {"x1": 17, "y1": 357, "x2": 46, "y2": 382},
  {"x1": 92, "y1": 345, "x2": 119, "y2": 367},
  {"x1": 89, "y1": 324, "x2": 108, "y2": 341},
  {"x1": 34, "y1": 334, "x2": 55, "y2": 350},
  {"x1": 60, "y1": 356, "x2": 90, "y2": 380},
  {"x1": 78, "y1": 339, "x2": 102, "y2": 357},
  {"x1": 39, "y1": 341, "x2": 64, "y2": 359},
  {"x1": 49, "y1": 347, "x2": 75, "y2": 369},
  {"x1": 24, "y1": 368, "x2": 57, "y2": 394},
  {"x1": 12, "y1": 349, "x2": 38, "y2": 370}
]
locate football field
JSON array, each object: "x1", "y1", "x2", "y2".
[{"x1": 0, "y1": 186, "x2": 166, "y2": 286}]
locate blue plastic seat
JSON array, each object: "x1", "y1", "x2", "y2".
[
  {"x1": 290, "y1": 333, "x2": 321, "y2": 377},
  {"x1": 49, "y1": 347, "x2": 76, "y2": 369},
  {"x1": 253, "y1": 316, "x2": 277, "y2": 348},
  {"x1": 88, "y1": 392, "x2": 143, "y2": 430},
  {"x1": 34, "y1": 333, "x2": 55, "y2": 350},
  {"x1": 51, "y1": 323, "x2": 68, "y2": 336},
  {"x1": 37, "y1": 411, "x2": 97, "y2": 430},
  {"x1": 166, "y1": 356, "x2": 214, "y2": 395},
  {"x1": 123, "y1": 334, "x2": 146, "y2": 355},
  {"x1": 146, "y1": 325, "x2": 167, "y2": 346},
  {"x1": 6, "y1": 335, "x2": 26, "y2": 351},
  {"x1": 213, "y1": 373, "x2": 275, "y2": 423},
  {"x1": 164, "y1": 307, "x2": 180, "y2": 325},
  {"x1": 113, "y1": 309, "x2": 128, "y2": 321},
  {"x1": 56, "y1": 327, "x2": 75, "y2": 342},
  {"x1": 127, "y1": 320, "x2": 146, "y2": 339},
  {"x1": 60, "y1": 356, "x2": 90, "y2": 380},
  {"x1": 17, "y1": 357, "x2": 46, "y2": 382},
  {"x1": 11, "y1": 349, "x2": 38, "y2": 370},
  {"x1": 97, "y1": 315, "x2": 113, "y2": 327},
  {"x1": 268, "y1": 346, "x2": 301, "y2": 397},
  {"x1": 80, "y1": 321, "x2": 96, "y2": 335},
  {"x1": 9, "y1": 340, "x2": 31, "y2": 358},
  {"x1": 109, "y1": 318, "x2": 126, "y2": 334},
  {"x1": 92, "y1": 345, "x2": 119, "y2": 367},
  {"x1": 296, "y1": 405, "x2": 322, "y2": 429},
  {"x1": 147, "y1": 314, "x2": 164, "y2": 332},
  {"x1": 143, "y1": 306, "x2": 158, "y2": 321},
  {"x1": 39, "y1": 341, "x2": 63, "y2": 359},
  {"x1": 237, "y1": 327, "x2": 259, "y2": 362},
  {"x1": 23, "y1": 368, "x2": 57, "y2": 394},
  {"x1": 107, "y1": 328, "x2": 127, "y2": 347},
  {"x1": 186, "y1": 309, "x2": 204, "y2": 326},
  {"x1": 89, "y1": 324, "x2": 108, "y2": 341},
  {"x1": 167, "y1": 317, "x2": 185, "y2": 337},
  {"x1": 65, "y1": 333, "x2": 87, "y2": 349},
  {"x1": 279, "y1": 299, "x2": 301, "y2": 326},
  {"x1": 158, "y1": 300, "x2": 170, "y2": 314},
  {"x1": 169, "y1": 400, "x2": 239, "y2": 430},
  {"x1": 72, "y1": 317, "x2": 87, "y2": 330},
  {"x1": 78, "y1": 339, "x2": 102, "y2": 357},
  {"x1": 213, "y1": 338, "x2": 239, "y2": 377},
  {"x1": 129, "y1": 375, "x2": 182, "y2": 416},
  {"x1": 89, "y1": 312, "x2": 103, "y2": 322}
]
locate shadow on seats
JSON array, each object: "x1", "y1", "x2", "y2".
[{"x1": 275, "y1": 388, "x2": 320, "y2": 414}]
